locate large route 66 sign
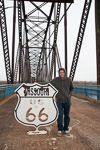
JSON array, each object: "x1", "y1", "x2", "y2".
[{"x1": 14, "y1": 83, "x2": 58, "y2": 135}]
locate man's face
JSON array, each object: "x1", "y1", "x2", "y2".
[{"x1": 59, "y1": 70, "x2": 65, "y2": 79}]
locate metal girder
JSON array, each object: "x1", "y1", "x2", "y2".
[
  {"x1": 0, "y1": 1, "x2": 63, "y2": 83},
  {"x1": 14, "y1": 45, "x2": 20, "y2": 83},
  {"x1": 20, "y1": 0, "x2": 74, "y2": 3},
  {"x1": 64, "y1": 3, "x2": 67, "y2": 76},
  {"x1": 26, "y1": 2, "x2": 49, "y2": 80},
  {"x1": 0, "y1": 0, "x2": 12, "y2": 84},
  {"x1": 18, "y1": 1, "x2": 23, "y2": 83},
  {"x1": 36, "y1": 3, "x2": 55, "y2": 81},
  {"x1": 69, "y1": 0, "x2": 92, "y2": 81},
  {"x1": 26, "y1": 2, "x2": 48, "y2": 17},
  {"x1": 21, "y1": 2, "x2": 56, "y2": 82},
  {"x1": 11, "y1": 0, "x2": 16, "y2": 83},
  {"x1": 22, "y1": 1, "x2": 31, "y2": 83},
  {"x1": 54, "y1": 3, "x2": 61, "y2": 44},
  {"x1": 95, "y1": 0, "x2": 100, "y2": 85},
  {"x1": 42, "y1": 3, "x2": 55, "y2": 44},
  {"x1": 49, "y1": 3, "x2": 61, "y2": 80}
]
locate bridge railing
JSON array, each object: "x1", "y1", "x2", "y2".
[
  {"x1": 0, "y1": 84, "x2": 100, "y2": 101},
  {"x1": 0, "y1": 84, "x2": 20, "y2": 101},
  {"x1": 74, "y1": 85, "x2": 100, "y2": 100}
]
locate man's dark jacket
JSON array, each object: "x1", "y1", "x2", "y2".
[{"x1": 50, "y1": 77, "x2": 74, "y2": 103}]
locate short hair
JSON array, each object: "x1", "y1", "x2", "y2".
[{"x1": 58, "y1": 68, "x2": 66, "y2": 73}]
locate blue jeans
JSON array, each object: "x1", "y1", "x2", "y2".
[{"x1": 56, "y1": 101, "x2": 71, "y2": 131}]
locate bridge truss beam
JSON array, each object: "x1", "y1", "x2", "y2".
[
  {"x1": 0, "y1": 0, "x2": 96, "y2": 84},
  {"x1": 95, "y1": 0, "x2": 100, "y2": 85},
  {"x1": 15, "y1": 1, "x2": 63, "y2": 83},
  {"x1": 69, "y1": 0, "x2": 92, "y2": 81},
  {"x1": 0, "y1": 0, "x2": 12, "y2": 84}
]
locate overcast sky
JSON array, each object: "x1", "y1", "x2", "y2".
[{"x1": 0, "y1": 0, "x2": 96, "y2": 82}]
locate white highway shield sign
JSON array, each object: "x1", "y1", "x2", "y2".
[{"x1": 14, "y1": 83, "x2": 58, "y2": 128}]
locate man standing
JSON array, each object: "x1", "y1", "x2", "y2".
[{"x1": 50, "y1": 68, "x2": 74, "y2": 136}]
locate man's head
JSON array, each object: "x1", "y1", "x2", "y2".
[{"x1": 58, "y1": 68, "x2": 66, "y2": 79}]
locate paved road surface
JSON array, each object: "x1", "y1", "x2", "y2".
[{"x1": 0, "y1": 95, "x2": 100, "y2": 150}]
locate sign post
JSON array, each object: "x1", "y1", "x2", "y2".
[{"x1": 14, "y1": 83, "x2": 58, "y2": 135}]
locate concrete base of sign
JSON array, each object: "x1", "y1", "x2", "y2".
[{"x1": 27, "y1": 128, "x2": 47, "y2": 135}]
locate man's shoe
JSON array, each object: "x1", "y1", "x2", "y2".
[
  {"x1": 65, "y1": 130, "x2": 70, "y2": 134},
  {"x1": 64, "y1": 127, "x2": 72, "y2": 134},
  {"x1": 57, "y1": 131, "x2": 62, "y2": 136}
]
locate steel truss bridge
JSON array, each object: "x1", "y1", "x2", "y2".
[{"x1": 0, "y1": 0, "x2": 100, "y2": 84}]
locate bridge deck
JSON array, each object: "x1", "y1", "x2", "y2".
[{"x1": 0, "y1": 95, "x2": 100, "y2": 150}]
